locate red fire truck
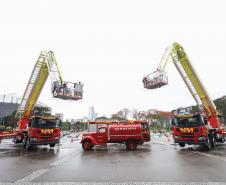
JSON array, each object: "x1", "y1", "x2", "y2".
[
  {"x1": 81, "y1": 121, "x2": 150, "y2": 151},
  {"x1": 0, "y1": 51, "x2": 83, "y2": 149},
  {"x1": 143, "y1": 42, "x2": 225, "y2": 149}
]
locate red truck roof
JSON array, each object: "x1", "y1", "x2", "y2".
[{"x1": 89, "y1": 120, "x2": 147, "y2": 125}]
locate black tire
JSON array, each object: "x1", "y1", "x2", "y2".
[
  {"x1": 126, "y1": 140, "x2": 137, "y2": 151},
  {"x1": 13, "y1": 137, "x2": 21, "y2": 144},
  {"x1": 25, "y1": 137, "x2": 32, "y2": 150},
  {"x1": 205, "y1": 136, "x2": 211, "y2": 150},
  {"x1": 179, "y1": 143, "x2": 185, "y2": 147},
  {"x1": 210, "y1": 134, "x2": 216, "y2": 147},
  {"x1": 82, "y1": 140, "x2": 92, "y2": 151},
  {"x1": 49, "y1": 143, "x2": 55, "y2": 148},
  {"x1": 221, "y1": 136, "x2": 225, "y2": 143},
  {"x1": 22, "y1": 135, "x2": 27, "y2": 149}
]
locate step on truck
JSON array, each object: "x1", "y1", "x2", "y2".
[{"x1": 81, "y1": 120, "x2": 150, "y2": 151}]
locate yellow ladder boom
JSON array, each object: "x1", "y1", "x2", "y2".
[
  {"x1": 143, "y1": 42, "x2": 217, "y2": 118},
  {"x1": 170, "y1": 43, "x2": 217, "y2": 117},
  {"x1": 15, "y1": 52, "x2": 49, "y2": 119}
]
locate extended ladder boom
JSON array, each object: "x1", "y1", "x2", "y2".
[
  {"x1": 16, "y1": 51, "x2": 84, "y2": 130},
  {"x1": 170, "y1": 43, "x2": 217, "y2": 116},
  {"x1": 143, "y1": 42, "x2": 220, "y2": 128},
  {"x1": 16, "y1": 52, "x2": 49, "y2": 130}
]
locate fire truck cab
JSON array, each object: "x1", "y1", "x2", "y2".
[
  {"x1": 18, "y1": 116, "x2": 61, "y2": 149},
  {"x1": 172, "y1": 108, "x2": 225, "y2": 148},
  {"x1": 81, "y1": 121, "x2": 150, "y2": 151}
]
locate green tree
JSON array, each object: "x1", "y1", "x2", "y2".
[
  {"x1": 214, "y1": 96, "x2": 226, "y2": 119},
  {"x1": 146, "y1": 113, "x2": 171, "y2": 132},
  {"x1": 61, "y1": 121, "x2": 71, "y2": 131}
]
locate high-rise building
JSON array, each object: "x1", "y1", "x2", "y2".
[{"x1": 89, "y1": 106, "x2": 97, "y2": 121}]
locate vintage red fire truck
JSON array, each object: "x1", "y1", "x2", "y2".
[{"x1": 81, "y1": 121, "x2": 150, "y2": 151}]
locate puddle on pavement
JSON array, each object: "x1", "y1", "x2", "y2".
[
  {"x1": 0, "y1": 145, "x2": 60, "y2": 158},
  {"x1": 177, "y1": 143, "x2": 226, "y2": 157}
]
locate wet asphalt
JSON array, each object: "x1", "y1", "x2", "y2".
[{"x1": 1, "y1": 135, "x2": 226, "y2": 184}]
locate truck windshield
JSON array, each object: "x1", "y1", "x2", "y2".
[
  {"x1": 141, "y1": 123, "x2": 149, "y2": 130},
  {"x1": 174, "y1": 115, "x2": 204, "y2": 127},
  {"x1": 31, "y1": 119, "x2": 60, "y2": 128}
]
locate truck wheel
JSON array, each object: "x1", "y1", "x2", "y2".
[
  {"x1": 49, "y1": 143, "x2": 55, "y2": 148},
  {"x1": 82, "y1": 140, "x2": 92, "y2": 151},
  {"x1": 25, "y1": 138, "x2": 32, "y2": 150},
  {"x1": 220, "y1": 136, "x2": 225, "y2": 143},
  {"x1": 13, "y1": 137, "x2": 21, "y2": 144},
  {"x1": 126, "y1": 140, "x2": 137, "y2": 150},
  {"x1": 22, "y1": 135, "x2": 27, "y2": 149},
  {"x1": 210, "y1": 134, "x2": 216, "y2": 147},
  {"x1": 205, "y1": 136, "x2": 211, "y2": 150},
  {"x1": 178, "y1": 143, "x2": 185, "y2": 147}
]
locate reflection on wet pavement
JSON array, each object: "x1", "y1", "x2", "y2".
[{"x1": 1, "y1": 136, "x2": 226, "y2": 183}]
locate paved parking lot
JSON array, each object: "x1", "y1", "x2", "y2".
[{"x1": 1, "y1": 136, "x2": 226, "y2": 184}]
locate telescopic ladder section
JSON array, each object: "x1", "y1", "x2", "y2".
[
  {"x1": 15, "y1": 53, "x2": 49, "y2": 130},
  {"x1": 170, "y1": 43, "x2": 218, "y2": 118},
  {"x1": 170, "y1": 45, "x2": 202, "y2": 109},
  {"x1": 46, "y1": 51, "x2": 63, "y2": 85}
]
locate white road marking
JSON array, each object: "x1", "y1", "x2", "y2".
[
  {"x1": 14, "y1": 149, "x2": 81, "y2": 183},
  {"x1": 15, "y1": 169, "x2": 50, "y2": 183},
  {"x1": 2, "y1": 181, "x2": 226, "y2": 185}
]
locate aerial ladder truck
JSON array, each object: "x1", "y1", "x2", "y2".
[
  {"x1": 143, "y1": 42, "x2": 225, "y2": 148},
  {"x1": 0, "y1": 51, "x2": 83, "y2": 149}
]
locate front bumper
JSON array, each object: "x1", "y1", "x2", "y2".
[
  {"x1": 30, "y1": 139, "x2": 59, "y2": 145},
  {"x1": 174, "y1": 139, "x2": 206, "y2": 145},
  {"x1": 174, "y1": 136, "x2": 207, "y2": 145}
]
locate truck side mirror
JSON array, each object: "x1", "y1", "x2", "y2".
[{"x1": 171, "y1": 118, "x2": 176, "y2": 126}]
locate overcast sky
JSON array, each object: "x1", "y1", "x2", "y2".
[{"x1": 0, "y1": 0, "x2": 226, "y2": 119}]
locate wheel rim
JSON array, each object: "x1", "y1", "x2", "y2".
[
  {"x1": 129, "y1": 142, "x2": 136, "y2": 150},
  {"x1": 83, "y1": 142, "x2": 91, "y2": 150}
]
